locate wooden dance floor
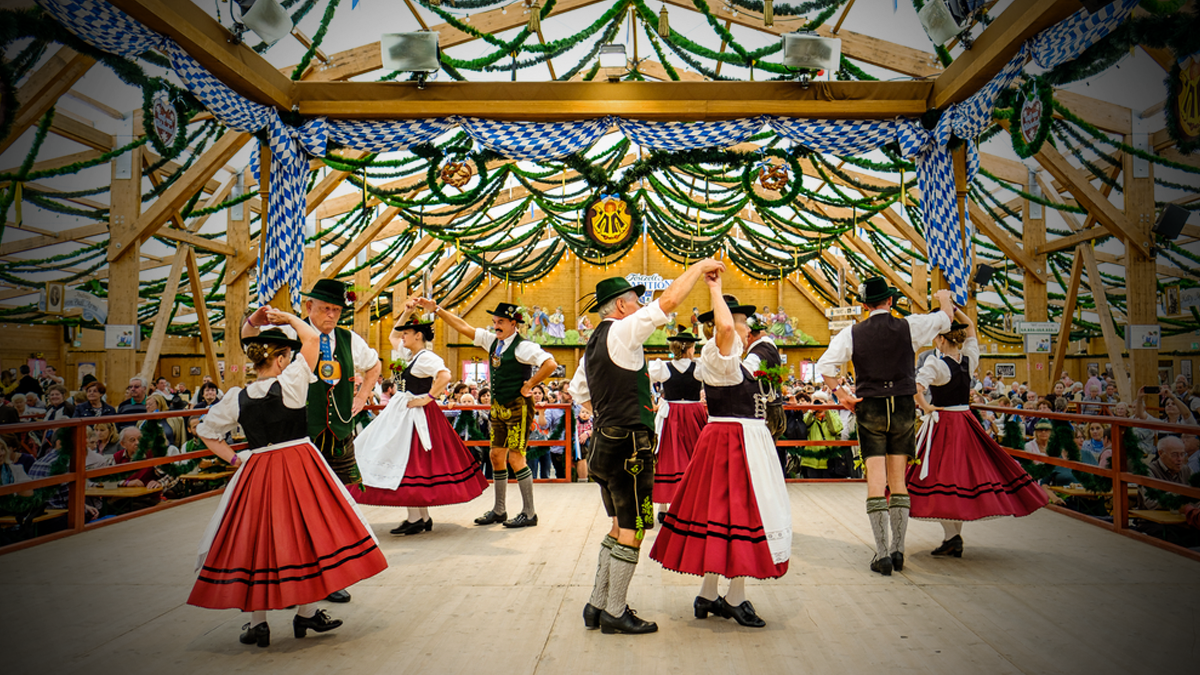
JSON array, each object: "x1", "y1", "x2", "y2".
[{"x1": 2, "y1": 483, "x2": 1195, "y2": 675}]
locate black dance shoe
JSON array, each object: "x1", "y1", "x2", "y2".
[
  {"x1": 930, "y1": 534, "x2": 964, "y2": 558},
  {"x1": 474, "y1": 510, "x2": 507, "y2": 525},
  {"x1": 325, "y1": 589, "x2": 351, "y2": 603},
  {"x1": 239, "y1": 621, "x2": 270, "y2": 648},
  {"x1": 583, "y1": 603, "x2": 602, "y2": 629},
  {"x1": 657, "y1": 511, "x2": 666, "y2": 524},
  {"x1": 718, "y1": 598, "x2": 766, "y2": 628},
  {"x1": 503, "y1": 513, "x2": 538, "y2": 528},
  {"x1": 870, "y1": 555, "x2": 893, "y2": 576},
  {"x1": 599, "y1": 607, "x2": 658, "y2": 635},
  {"x1": 693, "y1": 595, "x2": 727, "y2": 620},
  {"x1": 891, "y1": 551, "x2": 905, "y2": 572},
  {"x1": 390, "y1": 518, "x2": 433, "y2": 535},
  {"x1": 293, "y1": 609, "x2": 344, "y2": 638}
]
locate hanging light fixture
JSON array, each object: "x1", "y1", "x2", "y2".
[
  {"x1": 231, "y1": 0, "x2": 293, "y2": 46},
  {"x1": 763, "y1": 0, "x2": 774, "y2": 27},
  {"x1": 659, "y1": 4, "x2": 670, "y2": 37}
]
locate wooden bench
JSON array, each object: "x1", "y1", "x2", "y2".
[
  {"x1": 178, "y1": 470, "x2": 235, "y2": 482},
  {"x1": 1129, "y1": 509, "x2": 1186, "y2": 525},
  {"x1": 85, "y1": 486, "x2": 163, "y2": 498},
  {"x1": 0, "y1": 508, "x2": 67, "y2": 526}
]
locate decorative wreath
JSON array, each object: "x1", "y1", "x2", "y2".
[
  {"x1": 1007, "y1": 76, "x2": 1054, "y2": 159},
  {"x1": 141, "y1": 79, "x2": 192, "y2": 160},
  {"x1": 1166, "y1": 55, "x2": 1200, "y2": 156},
  {"x1": 741, "y1": 148, "x2": 804, "y2": 208}
]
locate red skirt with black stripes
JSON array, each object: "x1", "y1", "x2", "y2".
[
  {"x1": 188, "y1": 440, "x2": 387, "y2": 611},
  {"x1": 650, "y1": 422, "x2": 788, "y2": 579},
  {"x1": 652, "y1": 401, "x2": 707, "y2": 504},
  {"x1": 350, "y1": 404, "x2": 488, "y2": 507},
  {"x1": 905, "y1": 409, "x2": 1048, "y2": 521}
]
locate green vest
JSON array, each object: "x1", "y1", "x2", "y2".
[
  {"x1": 491, "y1": 333, "x2": 533, "y2": 405},
  {"x1": 307, "y1": 326, "x2": 357, "y2": 440}
]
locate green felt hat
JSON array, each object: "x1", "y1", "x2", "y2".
[
  {"x1": 857, "y1": 276, "x2": 901, "y2": 305},
  {"x1": 301, "y1": 278, "x2": 354, "y2": 308}
]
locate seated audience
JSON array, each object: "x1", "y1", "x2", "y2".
[{"x1": 1139, "y1": 436, "x2": 1193, "y2": 510}]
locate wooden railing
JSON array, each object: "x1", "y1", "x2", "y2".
[
  {"x1": 0, "y1": 407, "x2": 224, "y2": 555},
  {"x1": 974, "y1": 404, "x2": 1200, "y2": 563}
]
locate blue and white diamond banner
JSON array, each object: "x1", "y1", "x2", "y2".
[
  {"x1": 617, "y1": 117, "x2": 765, "y2": 151},
  {"x1": 455, "y1": 117, "x2": 611, "y2": 162},
  {"x1": 1029, "y1": 0, "x2": 1140, "y2": 71},
  {"x1": 37, "y1": 0, "x2": 160, "y2": 58},
  {"x1": 768, "y1": 117, "x2": 919, "y2": 156}
]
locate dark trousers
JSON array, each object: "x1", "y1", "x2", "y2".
[
  {"x1": 314, "y1": 429, "x2": 359, "y2": 485},
  {"x1": 587, "y1": 426, "x2": 656, "y2": 531}
]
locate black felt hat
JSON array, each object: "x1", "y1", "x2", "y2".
[
  {"x1": 80, "y1": 373, "x2": 98, "y2": 388},
  {"x1": 857, "y1": 276, "x2": 901, "y2": 305},
  {"x1": 486, "y1": 302, "x2": 525, "y2": 323},
  {"x1": 945, "y1": 321, "x2": 970, "y2": 332},
  {"x1": 301, "y1": 278, "x2": 354, "y2": 308},
  {"x1": 394, "y1": 316, "x2": 435, "y2": 341},
  {"x1": 242, "y1": 327, "x2": 303, "y2": 351},
  {"x1": 581, "y1": 277, "x2": 646, "y2": 313},
  {"x1": 697, "y1": 294, "x2": 758, "y2": 323},
  {"x1": 667, "y1": 330, "x2": 700, "y2": 343}
]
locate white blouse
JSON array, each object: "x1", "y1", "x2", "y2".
[
  {"x1": 647, "y1": 358, "x2": 708, "y2": 384},
  {"x1": 698, "y1": 334, "x2": 748, "y2": 387},
  {"x1": 196, "y1": 353, "x2": 318, "y2": 441},
  {"x1": 397, "y1": 347, "x2": 449, "y2": 379},
  {"x1": 915, "y1": 337, "x2": 981, "y2": 390}
]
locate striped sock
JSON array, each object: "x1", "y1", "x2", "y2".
[
  {"x1": 493, "y1": 469, "x2": 508, "y2": 515},
  {"x1": 888, "y1": 494, "x2": 911, "y2": 555},
  {"x1": 514, "y1": 466, "x2": 535, "y2": 517},
  {"x1": 589, "y1": 534, "x2": 617, "y2": 608},
  {"x1": 866, "y1": 496, "x2": 890, "y2": 561}
]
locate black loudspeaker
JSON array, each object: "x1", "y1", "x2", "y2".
[
  {"x1": 1153, "y1": 204, "x2": 1189, "y2": 240},
  {"x1": 973, "y1": 263, "x2": 995, "y2": 286}
]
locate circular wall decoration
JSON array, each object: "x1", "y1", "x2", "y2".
[
  {"x1": 757, "y1": 162, "x2": 790, "y2": 192},
  {"x1": 585, "y1": 195, "x2": 635, "y2": 249},
  {"x1": 1168, "y1": 54, "x2": 1200, "y2": 155}
]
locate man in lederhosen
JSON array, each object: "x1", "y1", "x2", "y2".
[
  {"x1": 421, "y1": 299, "x2": 556, "y2": 529},
  {"x1": 815, "y1": 277, "x2": 954, "y2": 576},
  {"x1": 570, "y1": 258, "x2": 723, "y2": 635},
  {"x1": 243, "y1": 278, "x2": 381, "y2": 603}
]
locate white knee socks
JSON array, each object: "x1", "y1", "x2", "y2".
[{"x1": 940, "y1": 520, "x2": 963, "y2": 540}]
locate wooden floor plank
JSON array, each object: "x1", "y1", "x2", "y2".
[{"x1": 0, "y1": 483, "x2": 1195, "y2": 675}]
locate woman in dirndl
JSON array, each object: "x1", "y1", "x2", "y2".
[
  {"x1": 906, "y1": 310, "x2": 1048, "y2": 559},
  {"x1": 649, "y1": 274, "x2": 791, "y2": 628},
  {"x1": 188, "y1": 308, "x2": 388, "y2": 649},
  {"x1": 647, "y1": 330, "x2": 707, "y2": 521},
  {"x1": 351, "y1": 300, "x2": 488, "y2": 534}
]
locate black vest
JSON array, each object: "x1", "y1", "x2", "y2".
[
  {"x1": 400, "y1": 351, "x2": 435, "y2": 396},
  {"x1": 239, "y1": 382, "x2": 309, "y2": 448},
  {"x1": 585, "y1": 320, "x2": 655, "y2": 430},
  {"x1": 929, "y1": 354, "x2": 971, "y2": 407},
  {"x1": 704, "y1": 365, "x2": 762, "y2": 420},
  {"x1": 850, "y1": 313, "x2": 916, "y2": 398},
  {"x1": 662, "y1": 361, "x2": 703, "y2": 401}
]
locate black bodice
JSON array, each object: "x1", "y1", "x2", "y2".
[
  {"x1": 928, "y1": 354, "x2": 971, "y2": 407},
  {"x1": 238, "y1": 381, "x2": 308, "y2": 448},
  {"x1": 703, "y1": 365, "x2": 764, "y2": 420},
  {"x1": 661, "y1": 361, "x2": 703, "y2": 401},
  {"x1": 400, "y1": 351, "x2": 435, "y2": 395}
]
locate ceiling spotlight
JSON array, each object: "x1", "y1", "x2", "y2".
[
  {"x1": 381, "y1": 32, "x2": 441, "y2": 88},
  {"x1": 781, "y1": 32, "x2": 841, "y2": 83},
  {"x1": 917, "y1": 0, "x2": 986, "y2": 47},
  {"x1": 232, "y1": 0, "x2": 293, "y2": 46},
  {"x1": 599, "y1": 44, "x2": 627, "y2": 82}
]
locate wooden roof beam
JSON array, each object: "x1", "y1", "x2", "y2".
[
  {"x1": 294, "y1": 81, "x2": 931, "y2": 120},
  {"x1": 106, "y1": 0, "x2": 293, "y2": 109},
  {"x1": 109, "y1": 131, "x2": 252, "y2": 262},
  {"x1": 1, "y1": 47, "x2": 96, "y2": 156},
  {"x1": 931, "y1": 0, "x2": 1077, "y2": 110}
]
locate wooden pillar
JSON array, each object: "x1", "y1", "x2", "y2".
[
  {"x1": 1124, "y1": 134, "x2": 1157, "y2": 392},
  {"x1": 353, "y1": 262, "x2": 371, "y2": 337},
  {"x1": 106, "y1": 111, "x2": 143, "y2": 392},
  {"x1": 1023, "y1": 167, "x2": 1050, "y2": 394},
  {"x1": 224, "y1": 169, "x2": 252, "y2": 388}
]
